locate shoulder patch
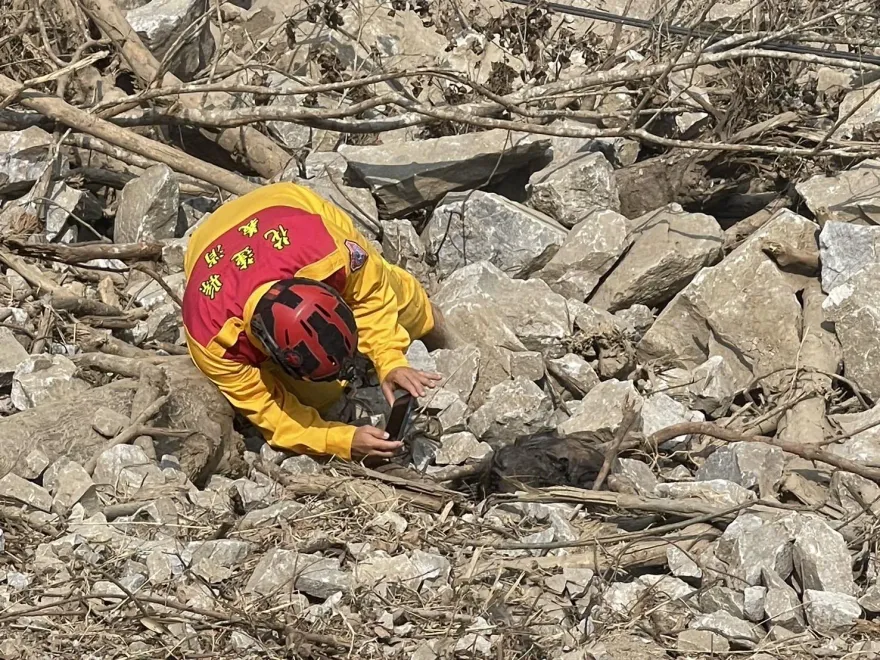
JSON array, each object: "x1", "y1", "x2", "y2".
[{"x1": 345, "y1": 239, "x2": 368, "y2": 272}]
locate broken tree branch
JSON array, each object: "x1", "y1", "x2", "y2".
[{"x1": 649, "y1": 422, "x2": 880, "y2": 483}]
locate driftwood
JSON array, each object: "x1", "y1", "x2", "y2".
[
  {"x1": 649, "y1": 422, "x2": 880, "y2": 483},
  {"x1": 79, "y1": 0, "x2": 289, "y2": 180},
  {"x1": 0, "y1": 73, "x2": 256, "y2": 196},
  {"x1": 4, "y1": 238, "x2": 164, "y2": 263}
]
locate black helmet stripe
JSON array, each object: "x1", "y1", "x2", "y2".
[{"x1": 306, "y1": 310, "x2": 348, "y2": 365}]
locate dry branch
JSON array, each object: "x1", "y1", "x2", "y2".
[{"x1": 79, "y1": 0, "x2": 290, "y2": 179}]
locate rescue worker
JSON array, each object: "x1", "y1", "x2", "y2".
[{"x1": 181, "y1": 182, "x2": 446, "y2": 461}]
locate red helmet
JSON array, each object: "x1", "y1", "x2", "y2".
[{"x1": 251, "y1": 278, "x2": 358, "y2": 382}]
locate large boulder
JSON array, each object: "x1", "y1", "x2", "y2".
[
  {"x1": 527, "y1": 151, "x2": 620, "y2": 229},
  {"x1": 434, "y1": 261, "x2": 574, "y2": 352},
  {"x1": 795, "y1": 159, "x2": 880, "y2": 225},
  {"x1": 114, "y1": 165, "x2": 182, "y2": 243},
  {"x1": 126, "y1": 0, "x2": 215, "y2": 81},
  {"x1": 823, "y1": 262, "x2": 880, "y2": 400},
  {"x1": 818, "y1": 221, "x2": 880, "y2": 291},
  {"x1": 341, "y1": 130, "x2": 550, "y2": 217},
  {"x1": 535, "y1": 209, "x2": 630, "y2": 300},
  {"x1": 638, "y1": 210, "x2": 819, "y2": 392},
  {"x1": 588, "y1": 205, "x2": 724, "y2": 311},
  {"x1": 422, "y1": 191, "x2": 567, "y2": 279}
]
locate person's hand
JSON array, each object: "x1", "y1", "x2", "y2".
[
  {"x1": 381, "y1": 366, "x2": 443, "y2": 405},
  {"x1": 351, "y1": 425, "x2": 402, "y2": 458}
]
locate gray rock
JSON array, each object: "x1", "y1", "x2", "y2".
[
  {"x1": 656, "y1": 480, "x2": 755, "y2": 508},
  {"x1": 743, "y1": 586, "x2": 766, "y2": 622},
  {"x1": 589, "y1": 205, "x2": 724, "y2": 312},
  {"x1": 245, "y1": 549, "x2": 350, "y2": 600},
  {"x1": 650, "y1": 356, "x2": 738, "y2": 415},
  {"x1": 859, "y1": 584, "x2": 880, "y2": 612},
  {"x1": 0, "y1": 127, "x2": 56, "y2": 194},
  {"x1": 690, "y1": 611, "x2": 762, "y2": 649},
  {"x1": 699, "y1": 585, "x2": 745, "y2": 618},
  {"x1": 558, "y1": 379, "x2": 643, "y2": 441},
  {"x1": 836, "y1": 84, "x2": 880, "y2": 139},
  {"x1": 91, "y1": 407, "x2": 129, "y2": 438},
  {"x1": 232, "y1": 478, "x2": 281, "y2": 511},
  {"x1": 828, "y1": 404, "x2": 880, "y2": 467},
  {"x1": 406, "y1": 341, "x2": 437, "y2": 374},
  {"x1": 422, "y1": 191, "x2": 566, "y2": 279},
  {"x1": 762, "y1": 569, "x2": 805, "y2": 632},
  {"x1": 535, "y1": 209, "x2": 630, "y2": 300},
  {"x1": 14, "y1": 449, "x2": 50, "y2": 480},
  {"x1": 11, "y1": 354, "x2": 90, "y2": 411},
  {"x1": 432, "y1": 345, "x2": 480, "y2": 403},
  {"x1": 114, "y1": 165, "x2": 180, "y2": 243},
  {"x1": 92, "y1": 444, "x2": 164, "y2": 499},
  {"x1": 830, "y1": 472, "x2": 880, "y2": 525},
  {"x1": 43, "y1": 182, "x2": 102, "y2": 243},
  {"x1": 527, "y1": 152, "x2": 620, "y2": 229},
  {"x1": 612, "y1": 458, "x2": 658, "y2": 496},
  {"x1": 126, "y1": 272, "x2": 186, "y2": 311},
  {"x1": 44, "y1": 461, "x2": 97, "y2": 513},
  {"x1": 696, "y1": 444, "x2": 785, "y2": 497},
  {"x1": 819, "y1": 221, "x2": 880, "y2": 292},
  {"x1": 796, "y1": 159, "x2": 880, "y2": 225},
  {"x1": 716, "y1": 514, "x2": 795, "y2": 587},
  {"x1": 614, "y1": 305, "x2": 655, "y2": 342},
  {"x1": 505, "y1": 350, "x2": 544, "y2": 382},
  {"x1": 803, "y1": 590, "x2": 861, "y2": 634},
  {"x1": 598, "y1": 581, "x2": 649, "y2": 620},
  {"x1": 468, "y1": 377, "x2": 553, "y2": 445},
  {"x1": 435, "y1": 432, "x2": 492, "y2": 466},
  {"x1": 434, "y1": 261, "x2": 573, "y2": 351},
  {"x1": 547, "y1": 353, "x2": 600, "y2": 395},
  {"x1": 186, "y1": 539, "x2": 251, "y2": 583},
  {"x1": 824, "y1": 262, "x2": 880, "y2": 400},
  {"x1": 381, "y1": 218, "x2": 425, "y2": 267},
  {"x1": 341, "y1": 129, "x2": 550, "y2": 217},
  {"x1": 0, "y1": 327, "x2": 28, "y2": 387},
  {"x1": 126, "y1": 0, "x2": 215, "y2": 80},
  {"x1": 792, "y1": 515, "x2": 856, "y2": 596},
  {"x1": 239, "y1": 501, "x2": 305, "y2": 530},
  {"x1": 0, "y1": 474, "x2": 52, "y2": 512},
  {"x1": 640, "y1": 392, "x2": 705, "y2": 447},
  {"x1": 639, "y1": 210, "x2": 819, "y2": 392},
  {"x1": 280, "y1": 455, "x2": 320, "y2": 475},
  {"x1": 668, "y1": 545, "x2": 702, "y2": 579},
  {"x1": 677, "y1": 630, "x2": 730, "y2": 653}
]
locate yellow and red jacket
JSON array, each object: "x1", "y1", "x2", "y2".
[{"x1": 182, "y1": 183, "x2": 411, "y2": 460}]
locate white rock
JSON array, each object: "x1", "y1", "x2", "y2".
[
  {"x1": 0, "y1": 474, "x2": 52, "y2": 512},
  {"x1": 640, "y1": 392, "x2": 705, "y2": 447},
  {"x1": 126, "y1": 0, "x2": 214, "y2": 80},
  {"x1": 528, "y1": 152, "x2": 620, "y2": 228},
  {"x1": 14, "y1": 449, "x2": 49, "y2": 480},
  {"x1": 11, "y1": 354, "x2": 90, "y2": 411},
  {"x1": 114, "y1": 164, "x2": 180, "y2": 243},
  {"x1": 690, "y1": 611, "x2": 762, "y2": 649},
  {"x1": 0, "y1": 127, "x2": 56, "y2": 194},
  {"x1": 639, "y1": 210, "x2": 820, "y2": 392},
  {"x1": 435, "y1": 432, "x2": 492, "y2": 466},
  {"x1": 342, "y1": 129, "x2": 549, "y2": 217},
  {"x1": 185, "y1": 539, "x2": 251, "y2": 583},
  {"x1": 422, "y1": 190, "x2": 566, "y2": 279},
  {"x1": 819, "y1": 221, "x2": 880, "y2": 292},
  {"x1": 92, "y1": 444, "x2": 164, "y2": 499},
  {"x1": 280, "y1": 455, "x2": 320, "y2": 475},
  {"x1": 743, "y1": 586, "x2": 766, "y2": 623},
  {"x1": 589, "y1": 204, "x2": 724, "y2": 312},
  {"x1": 0, "y1": 327, "x2": 28, "y2": 387},
  {"x1": 716, "y1": 514, "x2": 794, "y2": 587},
  {"x1": 468, "y1": 377, "x2": 553, "y2": 445},
  {"x1": 696, "y1": 443, "x2": 785, "y2": 496},
  {"x1": 547, "y1": 353, "x2": 600, "y2": 395},
  {"x1": 245, "y1": 550, "x2": 350, "y2": 600},
  {"x1": 803, "y1": 590, "x2": 861, "y2": 634},
  {"x1": 536, "y1": 209, "x2": 630, "y2": 300},
  {"x1": 559, "y1": 379, "x2": 643, "y2": 441},
  {"x1": 792, "y1": 515, "x2": 856, "y2": 596},
  {"x1": 43, "y1": 461, "x2": 97, "y2": 513},
  {"x1": 836, "y1": 83, "x2": 880, "y2": 139},
  {"x1": 796, "y1": 159, "x2": 880, "y2": 225}
]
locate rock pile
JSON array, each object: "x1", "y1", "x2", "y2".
[{"x1": 0, "y1": 0, "x2": 879, "y2": 658}]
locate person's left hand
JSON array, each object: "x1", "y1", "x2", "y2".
[{"x1": 382, "y1": 366, "x2": 442, "y2": 404}]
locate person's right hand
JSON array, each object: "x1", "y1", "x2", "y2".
[{"x1": 351, "y1": 425, "x2": 402, "y2": 459}]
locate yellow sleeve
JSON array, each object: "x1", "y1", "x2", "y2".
[
  {"x1": 186, "y1": 332, "x2": 354, "y2": 460},
  {"x1": 317, "y1": 200, "x2": 410, "y2": 382}
]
